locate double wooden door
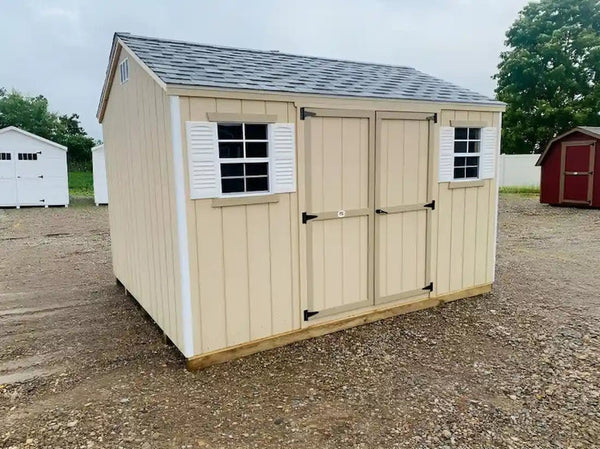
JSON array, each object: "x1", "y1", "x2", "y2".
[{"x1": 303, "y1": 109, "x2": 433, "y2": 320}]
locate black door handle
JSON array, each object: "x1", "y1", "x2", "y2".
[{"x1": 375, "y1": 209, "x2": 388, "y2": 214}]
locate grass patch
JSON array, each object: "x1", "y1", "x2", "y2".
[
  {"x1": 69, "y1": 171, "x2": 93, "y2": 197},
  {"x1": 499, "y1": 186, "x2": 540, "y2": 196}
]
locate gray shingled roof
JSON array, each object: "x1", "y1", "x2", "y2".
[{"x1": 117, "y1": 33, "x2": 502, "y2": 105}]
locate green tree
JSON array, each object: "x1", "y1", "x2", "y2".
[
  {"x1": 0, "y1": 89, "x2": 96, "y2": 169},
  {"x1": 495, "y1": 0, "x2": 600, "y2": 154}
]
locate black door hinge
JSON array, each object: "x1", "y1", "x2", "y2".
[
  {"x1": 302, "y1": 212, "x2": 318, "y2": 224},
  {"x1": 422, "y1": 282, "x2": 433, "y2": 292},
  {"x1": 424, "y1": 200, "x2": 435, "y2": 210},
  {"x1": 427, "y1": 113, "x2": 438, "y2": 123},
  {"x1": 304, "y1": 309, "x2": 319, "y2": 321},
  {"x1": 40, "y1": 199, "x2": 45, "y2": 202},
  {"x1": 38, "y1": 175, "x2": 44, "y2": 179},
  {"x1": 375, "y1": 209, "x2": 388, "y2": 214},
  {"x1": 300, "y1": 108, "x2": 316, "y2": 120}
]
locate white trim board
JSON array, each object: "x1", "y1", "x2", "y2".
[{"x1": 169, "y1": 95, "x2": 195, "y2": 357}]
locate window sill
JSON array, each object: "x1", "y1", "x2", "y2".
[
  {"x1": 448, "y1": 180, "x2": 486, "y2": 189},
  {"x1": 211, "y1": 194, "x2": 280, "y2": 208}
]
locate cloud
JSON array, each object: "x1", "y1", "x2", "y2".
[{"x1": 0, "y1": 0, "x2": 528, "y2": 140}]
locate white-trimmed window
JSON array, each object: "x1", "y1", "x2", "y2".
[
  {"x1": 119, "y1": 59, "x2": 129, "y2": 84},
  {"x1": 185, "y1": 121, "x2": 296, "y2": 199},
  {"x1": 0, "y1": 152, "x2": 11, "y2": 161},
  {"x1": 218, "y1": 123, "x2": 269, "y2": 194},
  {"x1": 18, "y1": 152, "x2": 38, "y2": 161},
  {"x1": 453, "y1": 127, "x2": 480, "y2": 179}
]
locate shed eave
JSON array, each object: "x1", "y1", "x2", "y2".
[{"x1": 164, "y1": 83, "x2": 507, "y2": 111}]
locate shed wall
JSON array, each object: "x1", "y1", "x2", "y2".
[
  {"x1": 179, "y1": 93, "x2": 500, "y2": 356},
  {"x1": 102, "y1": 50, "x2": 184, "y2": 350},
  {"x1": 179, "y1": 97, "x2": 300, "y2": 355},
  {"x1": 92, "y1": 146, "x2": 109, "y2": 205},
  {"x1": 432, "y1": 110, "x2": 499, "y2": 295}
]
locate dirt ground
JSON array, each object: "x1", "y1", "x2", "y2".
[{"x1": 1, "y1": 195, "x2": 599, "y2": 449}]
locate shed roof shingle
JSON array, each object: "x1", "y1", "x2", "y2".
[{"x1": 117, "y1": 33, "x2": 502, "y2": 106}]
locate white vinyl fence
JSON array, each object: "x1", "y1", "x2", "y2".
[{"x1": 497, "y1": 154, "x2": 540, "y2": 187}]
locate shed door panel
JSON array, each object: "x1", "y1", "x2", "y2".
[
  {"x1": 561, "y1": 143, "x2": 594, "y2": 204},
  {"x1": 16, "y1": 153, "x2": 45, "y2": 206},
  {"x1": 375, "y1": 117, "x2": 430, "y2": 303},
  {"x1": 305, "y1": 114, "x2": 372, "y2": 318},
  {"x1": 0, "y1": 152, "x2": 16, "y2": 206}
]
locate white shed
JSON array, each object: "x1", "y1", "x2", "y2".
[
  {"x1": 92, "y1": 144, "x2": 108, "y2": 205},
  {"x1": 0, "y1": 126, "x2": 69, "y2": 208}
]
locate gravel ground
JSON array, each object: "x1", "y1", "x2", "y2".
[{"x1": 0, "y1": 195, "x2": 599, "y2": 449}]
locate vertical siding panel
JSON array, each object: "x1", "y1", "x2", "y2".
[
  {"x1": 449, "y1": 187, "x2": 466, "y2": 291},
  {"x1": 102, "y1": 50, "x2": 184, "y2": 350},
  {"x1": 246, "y1": 204, "x2": 272, "y2": 339},
  {"x1": 462, "y1": 188, "x2": 478, "y2": 288},
  {"x1": 474, "y1": 181, "x2": 490, "y2": 284},
  {"x1": 270, "y1": 193, "x2": 295, "y2": 334}
]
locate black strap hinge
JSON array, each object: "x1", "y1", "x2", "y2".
[
  {"x1": 304, "y1": 309, "x2": 319, "y2": 321},
  {"x1": 300, "y1": 108, "x2": 316, "y2": 120},
  {"x1": 302, "y1": 212, "x2": 318, "y2": 224},
  {"x1": 424, "y1": 200, "x2": 435, "y2": 210},
  {"x1": 427, "y1": 113, "x2": 438, "y2": 123},
  {"x1": 422, "y1": 282, "x2": 433, "y2": 292},
  {"x1": 375, "y1": 209, "x2": 388, "y2": 215}
]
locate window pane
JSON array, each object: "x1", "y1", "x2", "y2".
[
  {"x1": 218, "y1": 124, "x2": 243, "y2": 140},
  {"x1": 454, "y1": 167, "x2": 465, "y2": 179},
  {"x1": 466, "y1": 166, "x2": 479, "y2": 178},
  {"x1": 454, "y1": 156, "x2": 466, "y2": 167},
  {"x1": 221, "y1": 178, "x2": 244, "y2": 193},
  {"x1": 245, "y1": 162, "x2": 268, "y2": 176},
  {"x1": 245, "y1": 124, "x2": 267, "y2": 140},
  {"x1": 466, "y1": 156, "x2": 479, "y2": 166},
  {"x1": 221, "y1": 163, "x2": 243, "y2": 177},
  {"x1": 454, "y1": 128, "x2": 468, "y2": 139},
  {"x1": 468, "y1": 128, "x2": 481, "y2": 139},
  {"x1": 219, "y1": 142, "x2": 243, "y2": 158},
  {"x1": 246, "y1": 176, "x2": 268, "y2": 192},
  {"x1": 468, "y1": 141, "x2": 480, "y2": 153},
  {"x1": 246, "y1": 142, "x2": 268, "y2": 158},
  {"x1": 454, "y1": 141, "x2": 467, "y2": 153}
]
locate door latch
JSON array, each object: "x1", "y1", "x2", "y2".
[{"x1": 375, "y1": 209, "x2": 388, "y2": 214}]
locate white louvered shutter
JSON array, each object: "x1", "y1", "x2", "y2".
[
  {"x1": 269, "y1": 123, "x2": 296, "y2": 193},
  {"x1": 480, "y1": 127, "x2": 498, "y2": 179},
  {"x1": 439, "y1": 126, "x2": 455, "y2": 182},
  {"x1": 186, "y1": 121, "x2": 219, "y2": 199}
]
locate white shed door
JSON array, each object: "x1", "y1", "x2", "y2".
[
  {"x1": 0, "y1": 151, "x2": 17, "y2": 206},
  {"x1": 16, "y1": 151, "x2": 45, "y2": 206}
]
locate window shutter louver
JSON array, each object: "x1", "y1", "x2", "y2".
[
  {"x1": 269, "y1": 123, "x2": 296, "y2": 193},
  {"x1": 439, "y1": 126, "x2": 454, "y2": 182},
  {"x1": 186, "y1": 121, "x2": 219, "y2": 199},
  {"x1": 480, "y1": 127, "x2": 498, "y2": 179}
]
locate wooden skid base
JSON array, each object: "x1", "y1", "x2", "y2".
[{"x1": 186, "y1": 283, "x2": 492, "y2": 371}]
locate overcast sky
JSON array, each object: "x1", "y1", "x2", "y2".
[{"x1": 0, "y1": 0, "x2": 530, "y2": 140}]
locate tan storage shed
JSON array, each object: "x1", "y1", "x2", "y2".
[{"x1": 98, "y1": 33, "x2": 505, "y2": 369}]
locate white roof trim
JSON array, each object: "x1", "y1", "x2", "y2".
[
  {"x1": 92, "y1": 144, "x2": 104, "y2": 152},
  {"x1": 0, "y1": 126, "x2": 68, "y2": 151}
]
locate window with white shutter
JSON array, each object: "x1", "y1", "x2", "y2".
[
  {"x1": 185, "y1": 121, "x2": 296, "y2": 199},
  {"x1": 438, "y1": 126, "x2": 498, "y2": 182}
]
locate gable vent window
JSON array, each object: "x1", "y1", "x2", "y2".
[
  {"x1": 18, "y1": 153, "x2": 38, "y2": 161},
  {"x1": 119, "y1": 58, "x2": 129, "y2": 84},
  {"x1": 0, "y1": 152, "x2": 11, "y2": 161}
]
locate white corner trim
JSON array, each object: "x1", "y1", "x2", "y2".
[
  {"x1": 169, "y1": 95, "x2": 194, "y2": 357},
  {"x1": 491, "y1": 113, "x2": 502, "y2": 283}
]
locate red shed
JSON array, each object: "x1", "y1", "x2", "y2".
[{"x1": 537, "y1": 127, "x2": 600, "y2": 207}]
